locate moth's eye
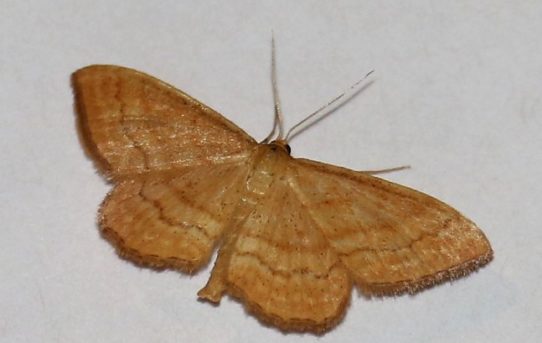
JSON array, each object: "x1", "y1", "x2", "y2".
[{"x1": 285, "y1": 144, "x2": 291, "y2": 155}]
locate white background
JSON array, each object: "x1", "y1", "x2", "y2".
[{"x1": 2, "y1": 1, "x2": 541, "y2": 342}]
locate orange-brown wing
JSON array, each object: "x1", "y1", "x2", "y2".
[
  {"x1": 290, "y1": 158, "x2": 493, "y2": 296},
  {"x1": 198, "y1": 149, "x2": 351, "y2": 333},
  {"x1": 73, "y1": 65, "x2": 256, "y2": 179},
  {"x1": 100, "y1": 160, "x2": 251, "y2": 272}
]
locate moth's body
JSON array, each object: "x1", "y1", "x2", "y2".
[{"x1": 73, "y1": 65, "x2": 492, "y2": 333}]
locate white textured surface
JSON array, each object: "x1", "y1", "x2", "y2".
[{"x1": 1, "y1": 1, "x2": 541, "y2": 342}]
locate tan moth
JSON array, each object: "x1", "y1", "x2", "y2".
[{"x1": 72, "y1": 44, "x2": 492, "y2": 333}]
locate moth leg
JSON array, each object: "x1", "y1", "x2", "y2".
[{"x1": 360, "y1": 165, "x2": 411, "y2": 175}]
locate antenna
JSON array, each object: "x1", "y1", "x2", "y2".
[
  {"x1": 261, "y1": 36, "x2": 375, "y2": 144},
  {"x1": 261, "y1": 34, "x2": 285, "y2": 143},
  {"x1": 284, "y1": 70, "x2": 374, "y2": 142}
]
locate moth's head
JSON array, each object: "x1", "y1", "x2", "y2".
[{"x1": 269, "y1": 139, "x2": 291, "y2": 155}]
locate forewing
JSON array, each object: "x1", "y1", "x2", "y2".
[
  {"x1": 291, "y1": 158, "x2": 493, "y2": 295},
  {"x1": 100, "y1": 161, "x2": 251, "y2": 272},
  {"x1": 73, "y1": 65, "x2": 256, "y2": 179},
  {"x1": 198, "y1": 154, "x2": 351, "y2": 332}
]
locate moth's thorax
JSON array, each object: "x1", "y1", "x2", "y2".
[{"x1": 245, "y1": 142, "x2": 292, "y2": 197}]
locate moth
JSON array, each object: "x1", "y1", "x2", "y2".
[{"x1": 72, "y1": 51, "x2": 492, "y2": 333}]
